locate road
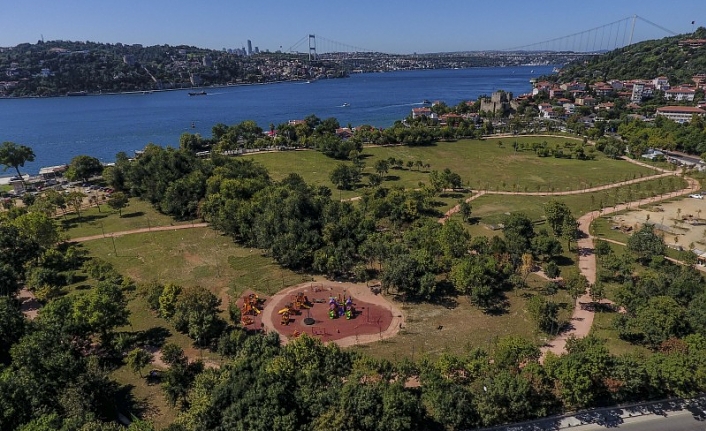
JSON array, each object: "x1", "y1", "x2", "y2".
[{"x1": 569, "y1": 409, "x2": 706, "y2": 430}]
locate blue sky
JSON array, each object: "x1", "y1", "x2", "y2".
[{"x1": 5, "y1": 0, "x2": 706, "y2": 54}]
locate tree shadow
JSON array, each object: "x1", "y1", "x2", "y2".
[
  {"x1": 384, "y1": 175, "x2": 400, "y2": 182},
  {"x1": 60, "y1": 213, "x2": 109, "y2": 230},
  {"x1": 439, "y1": 192, "x2": 465, "y2": 199},
  {"x1": 553, "y1": 255, "x2": 575, "y2": 266},
  {"x1": 113, "y1": 383, "x2": 149, "y2": 424},
  {"x1": 134, "y1": 326, "x2": 171, "y2": 348},
  {"x1": 120, "y1": 211, "x2": 145, "y2": 219}
]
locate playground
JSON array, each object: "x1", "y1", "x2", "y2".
[
  {"x1": 256, "y1": 281, "x2": 403, "y2": 347},
  {"x1": 611, "y1": 196, "x2": 706, "y2": 249}
]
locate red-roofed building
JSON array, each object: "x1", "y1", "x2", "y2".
[
  {"x1": 665, "y1": 87, "x2": 696, "y2": 102},
  {"x1": 656, "y1": 106, "x2": 705, "y2": 123}
]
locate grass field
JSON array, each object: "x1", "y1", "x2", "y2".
[
  {"x1": 351, "y1": 273, "x2": 574, "y2": 361},
  {"x1": 79, "y1": 227, "x2": 307, "y2": 299},
  {"x1": 245, "y1": 137, "x2": 658, "y2": 199},
  {"x1": 453, "y1": 176, "x2": 688, "y2": 227},
  {"x1": 62, "y1": 198, "x2": 196, "y2": 239}
]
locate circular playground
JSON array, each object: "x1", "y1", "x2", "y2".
[{"x1": 250, "y1": 281, "x2": 404, "y2": 347}]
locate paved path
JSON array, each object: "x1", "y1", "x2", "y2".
[
  {"x1": 439, "y1": 169, "x2": 677, "y2": 223},
  {"x1": 69, "y1": 222, "x2": 208, "y2": 243},
  {"x1": 540, "y1": 168, "x2": 700, "y2": 359}
]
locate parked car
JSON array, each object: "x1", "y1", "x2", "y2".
[{"x1": 689, "y1": 194, "x2": 704, "y2": 199}]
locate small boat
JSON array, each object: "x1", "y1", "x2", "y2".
[
  {"x1": 552, "y1": 67, "x2": 561, "y2": 73},
  {"x1": 422, "y1": 99, "x2": 431, "y2": 104},
  {"x1": 188, "y1": 91, "x2": 207, "y2": 96},
  {"x1": 342, "y1": 102, "x2": 350, "y2": 107}
]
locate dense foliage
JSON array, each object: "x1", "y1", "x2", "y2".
[{"x1": 552, "y1": 27, "x2": 706, "y2": 85}]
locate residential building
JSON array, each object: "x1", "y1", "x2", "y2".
[
  {"x1": 664, "y1": 86, "x2": 696, "y2": 102},
  {"x1": 631, "y1": 83, "x2": 645, "y2": 103},
  {"x1": 655, "y1": 106, "x2": 705, "y2": 123},
  {"x1": 653, "y1": 76, "x2": 670, "y2": 91}
]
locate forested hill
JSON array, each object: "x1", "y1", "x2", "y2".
[
  {"x1": 552, "y1": 27, "x2": 706, "y2": 84},
  {"x1": 0, "y1": 40, "x2": 344, "y2": 97}
]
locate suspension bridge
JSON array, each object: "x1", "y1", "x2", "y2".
[{"x1": 288, "y1": 15, "x2": 680, "y2": 60}]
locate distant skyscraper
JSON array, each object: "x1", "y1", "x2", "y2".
[{"x1": 247, "y1": 40, "x2": 253, "y2": 56}]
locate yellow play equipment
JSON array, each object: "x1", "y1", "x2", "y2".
[
  {"x1": 242, "y1": 293, "x2": 261, "y2": 316},
  {"x1": 292, "y1": 292, "x2": 311, "y2": 310},
  {"x1": 278, "y1": 304, "x2": 293, "y2": 325}
]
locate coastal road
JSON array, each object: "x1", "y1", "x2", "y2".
[{"x1": 568, "y1": 409, "x2": 706, "y2": 431}]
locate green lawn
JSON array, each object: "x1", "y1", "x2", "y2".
[
  {"x1": 452, "y1": 177, "x2": 688, "y2": 226},
  {"x1": 61, "y1": 198, "x2": 195, "y2": 239},
  {"x1": 245, "y1": 137, "x2": 658, "y2": 200},
  {"x1": 79, "y1": 227, "x2": 308, "y2": 299},
  {"x1": 351, "y1": 273, "x2": 574, "y2": 361}
]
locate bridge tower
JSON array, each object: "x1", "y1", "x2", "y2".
[{"x1": 308, "y1": 34, "x2": 317, "y2": 61}]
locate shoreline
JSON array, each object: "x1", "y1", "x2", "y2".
[{"x1": 0, "y1": 75, "x2": 347, "y2": 100}]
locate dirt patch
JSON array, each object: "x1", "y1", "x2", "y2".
[
  {"x1": 612, "y1": 197, "x2": 706, "y2": 249},
  {"x1": 262, "y1": 281, "x2": 404, "y2": 347},
  {"x1": 18, "y1": 287, "x2": 40, "y2": 320}
]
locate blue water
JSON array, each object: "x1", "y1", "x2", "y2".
[{"x1": 0, "y1": 66, "x2": 553, "y2": 174}]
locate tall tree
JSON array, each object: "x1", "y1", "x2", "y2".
[
  {"x1": 0, "y1": 142, "x2": 35, "y2": 185},
  {"x1": 65, "y1": 155, "x2": 103, "y2": 183}
]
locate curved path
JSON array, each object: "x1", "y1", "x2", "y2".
[
  {"x1": 540, "y1": 171, "x2": 700, "y2": 359},
  {"x1": 439, "y1": 167, "x2": 677, "y2": 223}
]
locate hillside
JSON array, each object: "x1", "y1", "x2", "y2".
[
  {"x1": 0, "y1": 40, "x2": 344, "y2": 97},
  {"x1": 553, "y1": 27, "x2": 706, "y2": 84}
]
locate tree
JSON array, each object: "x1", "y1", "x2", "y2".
[
  {"x1": 458, "y1": 200, "x2": 472, "y2": 223},
  {"x1": 172, "y1": 286, "x2": 223, "y2": 346},
  {"x1": 11, "y1": 212, "x2": 61, "y2": 250},
  {"x1": 564, "y1": 271, "x2": 588, "y2": 302},
  {"x1": 72, "y1": 281, "x2": 130, "y2": 343},
  {"x1": 65, "y1": 155, "x2": 103, "y2": 183},
  {"x1": 329, "y1": 163, "x2": 360, "y2": 190},
  {"x1": 627, "y1": 224, "x2": 665, "y2": 263},
  {"x1": 106, "y1": 192, "x2": 129, "y2": 216},
  {"x1": 374, "y1": 159, "x2": 389, "y2": 180},
  {"x1": 126, "y1": 348, "x2": 153, "y2": 377},
  {"x1": 544, "y1": 261, "x2": 560, "y2": 279},
  {"x1": 64, "y1": 191, "x2": 87, "y2": 220},
  {"x1": 0, "y1": 142, "x2": 35, "y2": 184},
  {"x1": 527, "y1": 295, "x2": 560, "y2": 334}
]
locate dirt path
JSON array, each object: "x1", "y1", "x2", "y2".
[
  {"x1": 18, "y1": 287, "x2": 40, "y2": 320},
  {"x1": 69, "y1": 222, "x2": 208, "y2": 243},
  {"x1": 540, "y1": 170, "x2": 700, "y2": 360},
  {"x1": 439, "y1": 170, "x2": 676, "y2": 223}
]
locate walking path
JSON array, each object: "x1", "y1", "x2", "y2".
[
  {"x1": 540, "y1": 169, "x2": 700, "y2": 359},
  {"x1": 433, "y1": 153, "x2": 700, "y2": 358},
  {"x1": 69, "y1": 222, "x2": 208, "y2": 243}
]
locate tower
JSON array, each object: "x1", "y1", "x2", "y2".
[
  {"x1": 308, "y1": 34, "x2": 316, "y2": 61},
  {"x1": 247, "y1": 40, "x2": 253, "y2": 56}
]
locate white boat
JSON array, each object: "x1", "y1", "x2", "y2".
[{"x1": 342, "y1": 102, "x2": 350, "y2": 107}]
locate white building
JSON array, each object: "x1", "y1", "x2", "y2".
[
  {"x1": 664, "y1": 87, "x2": 696, "y2": 102},
  {"x1": 655, "y1": 106, "x2": 705, "y2": 123}
]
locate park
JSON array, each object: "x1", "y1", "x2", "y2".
[{"x1": 4, "y1": 134, "x2": 704, "y2": 428}]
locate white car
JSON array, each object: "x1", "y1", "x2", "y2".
[{"x1": 689, "y1": 194, "x2": 704, "y2": 199}]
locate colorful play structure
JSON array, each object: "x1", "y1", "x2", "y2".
[
  {"x1": 241, "y1": 293, "x2": 262, "y2": 326},
  {"x1": 278, "y1": 304, "x2": 294, "y2": 325},
  {"x1": 328, "y1": 295, "x2": 355, "y2": 320},
  {"x1": 293, "y1": 292, "x2": 310, "y2": 310}
]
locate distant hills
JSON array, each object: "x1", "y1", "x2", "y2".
[
  {"x1": 554, "y1": 27, "x2": 706, "y2": 84},
  {"x1": 0, "y1": 40, "x2": 343, "y2": 97}
]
